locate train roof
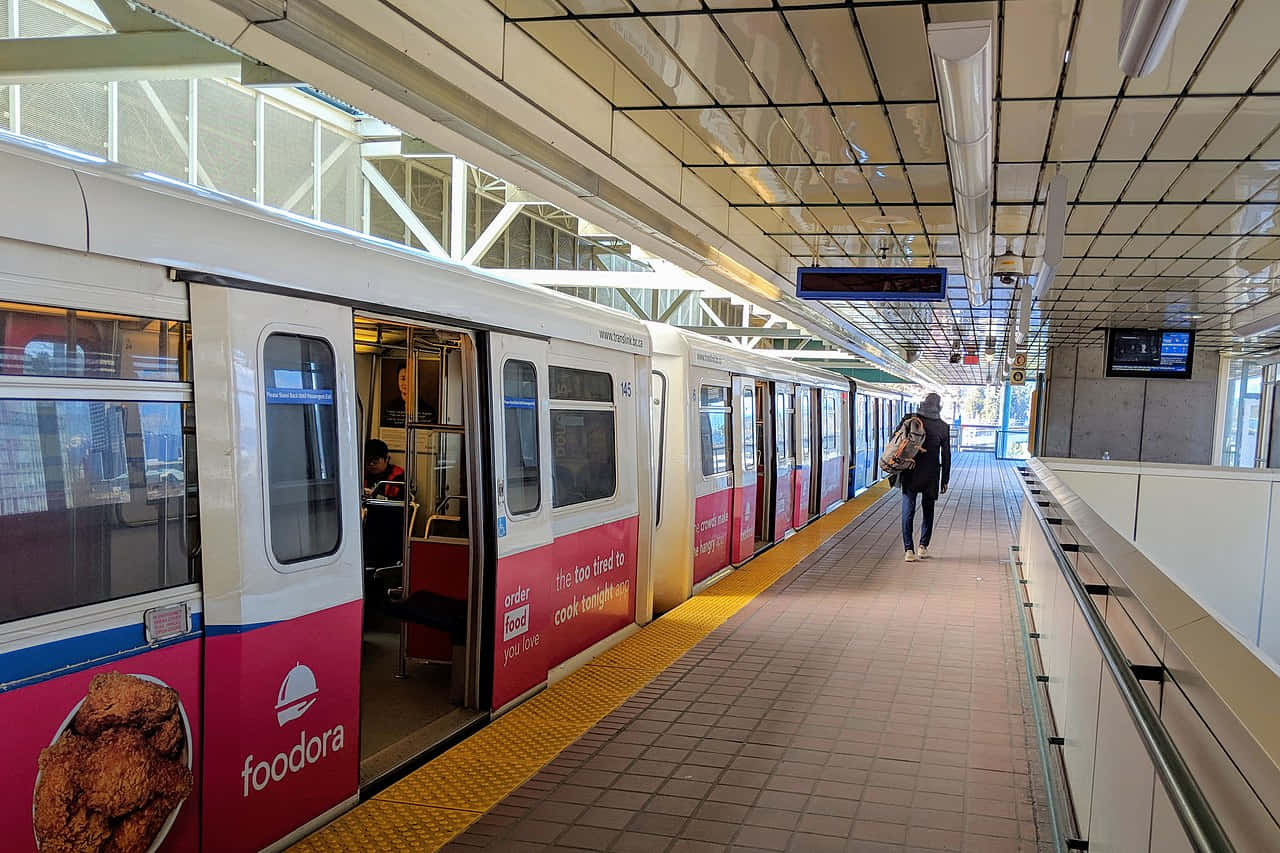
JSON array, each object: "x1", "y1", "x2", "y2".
[
  {"x1": 0, "y1": 132, "x2": 649, "y2": 356},
  {"x1": 646, "y1": 322, "x2": 849, "y2": 390}
]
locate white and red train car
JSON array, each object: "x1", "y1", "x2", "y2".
[
  {"x1": 647, "y1": 325, "x2": 849, "y2": 611},
  {"x1": 0, "y1": 133, "x2": 851, "y2": 853}
]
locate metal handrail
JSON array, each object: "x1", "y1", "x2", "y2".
[{"x1": 1017, "y1": 468, "x2": 1235, "y2": 853}]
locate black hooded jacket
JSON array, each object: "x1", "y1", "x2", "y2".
[{"x1": 896, "y1": 414, "x2": 951, "y2": 497}]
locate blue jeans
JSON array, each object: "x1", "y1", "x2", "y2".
[{"x1": 901, "y1": 489, "x2": 935, "y2": 552}]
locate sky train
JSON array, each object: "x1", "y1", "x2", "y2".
[{"x1": 0, "y1": 133, "x2": 909, "y2": 852}]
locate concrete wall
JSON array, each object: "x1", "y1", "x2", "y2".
[{"x1": 1040, "y1": 345, "x2": 1219, "y2": 464}]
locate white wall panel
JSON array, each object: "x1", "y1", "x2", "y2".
[
  {"x1": 1135, "y1": 475, "x2": 1269, "y2": 643},
  {"x1": 1086, "y1": 677, "x2": 1156, "y2": 851},
  {"x1": 1054, "y1": 469, "x2": 1138, "y2": 539}
]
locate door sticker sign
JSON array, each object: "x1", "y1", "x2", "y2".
[{"x1": 275, "y1": 663, "x2": 318, "y2": 726}]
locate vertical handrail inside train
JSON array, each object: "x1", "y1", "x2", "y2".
[{"x1": 1016, "y1": 468, "x2": 1235, "y2": 853}]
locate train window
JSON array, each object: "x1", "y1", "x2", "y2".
[
  {"x1": 699, "y1": 385, "x2": 732, "y2": 477},
  {"x1": 0, "y1": 398, "x2": 200, "y2": 624},
  {"x1": 700, "y1": 386, "x2": 730, "y2": 407},
  {"x1": 797, "y1": 392, "x2": 811, "y2": 465},
  {"x1": 549, "y1": 366, "x2": 613, "y2": 403},
  {"x1": 502, "y1": 360, "x2": 541, "y2": 516},
  {"x1": 0, "y1": 301, "x2": 188, "y2": 381},
  {"x1": 741, "y1": 386, "x2": 755, "y2": 470},
  {"x1": 262, "y1": 334, "x2": 341, "y2": 565},
  {"x1": 775, "y1": 391, "x2": 794, "y2": 462},
  {"x1": 651, "y1": 371, "x2": 667, "y2": 526},
  {"x1": 821, "y1": 392, "x2": 839, "y2": 458},
  {"x1": 551, "y1": 410, "x2": 616, "y2": 507}
]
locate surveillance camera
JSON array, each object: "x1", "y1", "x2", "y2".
[
  {"x1": 948, "y1": 353, "x2": 961, "y2": 364},
  {"x1": 998, "y1": 272, "x2": 1018, "y2": 285}
]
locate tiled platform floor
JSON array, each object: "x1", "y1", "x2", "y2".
[{"x1": 442, "y1": 453, "x2": 1050, "y2": 852}]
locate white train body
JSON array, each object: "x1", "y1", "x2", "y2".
[{"x1": 0, "y1": 133, "x2": 856, "y2": 852}]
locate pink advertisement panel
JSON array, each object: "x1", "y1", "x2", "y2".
[
  {"x1": 202, "y1": 600, "x2": 361, "y2": 853},
  {"x1": 822, "y1": 456, "x2": 847, "y2": 512},
  {"x1": 792, "y1": 465, "x2": 811, "y2": 529},
  {"x1": 731, "y1": 481, "x2": 757, "y2": 564},
  {"x1": 773, "y1": 467, "x2": 793, "y2": 541},
  {"x1": 0, "y1": 639, "x2": 202, "y2": 853},
  {"x1": 692, "y1": 488, "x2": 732, "y2": 584},
  {"x1": 493, "y1": 516, "x2": 639, "y2": 709}
]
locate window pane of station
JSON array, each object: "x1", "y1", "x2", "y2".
[
  {"x1": 0, "y1": 302, "x2": 188, "y2": 381},
  {"x1": 700, "y1": 385, "x2": 730, "y2": 408},
  {"x1": 0, "y1": 398, "x2": 199, "y2": 623},
  {"x1": 551, "y1": 410, "x2": 616, "y2": 508},
  {"x1": 263, "y1": 334, "x2": 341, "y2": 564},
  {"x1": 502, "y1": 359, "x2": 541, "y2": 515},
  {"x1": 549, "y1": 366, "x2": 613, "y2": 403},
  {"x1": 699, "y1": 410, "x2": 731, "y2": 476}
]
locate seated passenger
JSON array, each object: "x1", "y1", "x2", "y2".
[
  {"x1": 364, "y1": 439, "x2": 405, "y2": 500},
  {"x1": 363, "y1": 440, "x2": 406, "y2": 576}
]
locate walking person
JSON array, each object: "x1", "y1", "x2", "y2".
[{"x1": 899, "y1": 392, "x2": 950, "y2": 562}]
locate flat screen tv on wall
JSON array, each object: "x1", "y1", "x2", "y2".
[
  {"x1": 795, "y1": 267, "x2": 947, "y2": 302},
  {"x1": 1105, "y1": 328, "x2": 1195, "y2": 379}
]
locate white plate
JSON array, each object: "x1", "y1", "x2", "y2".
[{"x1": 32, "y1": 673, "x2": 193, "y2": 853}]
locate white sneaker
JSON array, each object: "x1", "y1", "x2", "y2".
[
  {"x1": 917, "y1": 546, "x2": 929, "y2": 559},
  {"x1": 905, "y1": 550, "x2": 916, "y2": 562}
]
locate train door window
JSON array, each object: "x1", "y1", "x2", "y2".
[
  {"x1": 549, "y1": 366, "x2": 616, "y2": 508},
  {"x1": 699, "y1": 385, "x2": 732, "y2": 477},
  {"x1": 651, "y1": 371, "x2": 666, "y2": 526},
  {"x1": 821, "y1": 392, "x2": 838, "y2": 458},
  {"x1": 741, "y1": 386, "x2": 755, "y2": 470},
  {"x1": 0, "y1": 302, "x2": 199, "y2": 624},
  {"x1": 775, "y1": 391, "x2": 794, "y2": 462},
  {"x1": 502, "y1": 359, "x2": 541, "y2": 515},
  {"x1": 797, "y1": 391, "x2": 811, "y2": 466},
  {"x1": 262, "y1": 333, "x2": 341, "y2": 565}
]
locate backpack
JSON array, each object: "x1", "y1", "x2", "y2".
[{"x1": 880, "y1": 415, "x2": 926, "y2": 474}]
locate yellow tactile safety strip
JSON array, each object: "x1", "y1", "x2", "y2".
[{"x1": 292, "y1": 481, "x2": 890, "y2": 853}]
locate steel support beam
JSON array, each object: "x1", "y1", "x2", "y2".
[
  {"x1": 449, "y1": 157, "x2": 467, "y2": 261},
  {"x1": 361, "y1": 159, "x2": 446, "y2": 256},
  {"x1": 461, "y1": 201, "x2": 522, "y2": 266},
  {"x1": 0, "y1": 32, "x2": 239, "y2": 84},
  {"x1": 656, "y1": 290, "x2": 695, "y2": 323},
  {"x1": 614, "y1": 290, "x2": 650, "y2": 321},
  {"x1": 677, "y1": 325, "x2": 808, "y2": 338},
  {"x1": 94, "y1": 0, "x2": 177, "y2": 31}
]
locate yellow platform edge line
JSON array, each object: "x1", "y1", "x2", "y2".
[{"x1": 291, "y1": 482, "x2": 889, "y2": 853}]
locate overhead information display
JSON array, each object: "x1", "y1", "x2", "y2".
[{"x1": 795, "y1": 267, "x2": 948, "y2": 302}]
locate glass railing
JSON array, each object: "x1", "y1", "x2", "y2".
[{"x1": 956, "y1": 424, "x2": 1030, "y2": 460}]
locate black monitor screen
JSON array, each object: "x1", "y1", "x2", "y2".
[
  {"x1": 796, "y1": 267, "x2": 947, "y2": 302},
  {"x1": 1105, "y1": 329, "x2": 1194, "y2": 379}
]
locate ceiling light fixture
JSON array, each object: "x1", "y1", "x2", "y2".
[
  {"x1": 1231, "y1": 293, "x2": 1280, "y2": 339},
  {"x1": 1031, "y1": 173, "x2": 1067, "y2": 302},
  {"x1": 1118, "y1": 0, "x2": 1190, "y2": 77},
  {"x1": 928, "y1": 20, "x2": 994, "y2": 309}
]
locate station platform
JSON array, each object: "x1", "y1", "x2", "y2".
[{"x1": 294, "y1": 453, "x2": 1049, "y2": 852}]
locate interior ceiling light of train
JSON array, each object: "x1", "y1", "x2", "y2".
[{"x1": 132, "y1": 0, "x2": 1280, "y2": 385}]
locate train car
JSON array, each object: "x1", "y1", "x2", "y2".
[
  {"x1": 0, "y1": 134, "x2": 656, "y2": 853},
  {"x1": 849, "y1": 381, "x2": 913, "y2": 497},
  {"x1": 647, "y1": 325, "x2": 850, "y2": 613}
]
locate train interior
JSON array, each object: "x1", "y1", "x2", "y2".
[{"x1": 352, "y1": 315, "x2": 484, "y2": 785}]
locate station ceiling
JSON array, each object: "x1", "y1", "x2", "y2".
[{"x1": 150, "y1": 0, "x2": 1280, "y2": 382}]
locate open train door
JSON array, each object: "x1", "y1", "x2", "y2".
[
  {"x1": 729, "y1": 375, "x2": 757, "y2": 564},
  {"x1": 188, "y1": 283, "x2": 362, "y2": 853},
  {"x1": 486, "y1": 332, "x2": 555, "y2": 712}
]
